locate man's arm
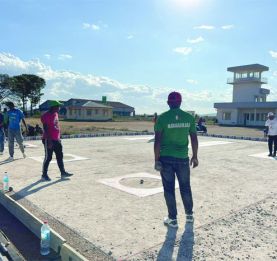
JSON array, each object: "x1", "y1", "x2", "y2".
[
  {"x1": 190, "y1": 132, "x2": 199, "y2": 168},
  {"x1": 22, "y1": 118, "x2": 28, "y2": 132},
  {"x1": 154, "y1": 131, "x2": 163, "y2": 171},
  {"x1": 154, "y1": 131, "x2": 162, "y2": 161},
  {"x1": 0, "y1": 116, "x2": 3, "y2": 128}
]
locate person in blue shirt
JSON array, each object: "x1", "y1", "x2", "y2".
[
  {"x1": 0, "y1": 110, "x2": 5, "y2": 155},
  {"x1": 6, "y1": 102, "x2": 28, "y2": 160},
  {"x1": 3, "y1": 108, "x2": 9, "y2": 137}
]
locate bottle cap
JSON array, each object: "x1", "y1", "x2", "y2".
[{"x1": 43, "y1": 221, "x2": 48, "y2": 224}]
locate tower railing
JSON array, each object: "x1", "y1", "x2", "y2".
[{"x1": 227, "y1": 77, "x2": 268, "y2": 84}]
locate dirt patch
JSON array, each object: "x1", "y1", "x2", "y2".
[{"x1": 26, "y1": 119, "x2": 265, "y2": 138}]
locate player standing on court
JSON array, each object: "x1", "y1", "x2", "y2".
[
  {"x1": 41, "y1": 100, "x2": 73, "y2": 181},
  {"x1": 154, "y1": 92, "x2": 198, "y2": 228}
]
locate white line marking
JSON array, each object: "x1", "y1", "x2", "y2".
[
  {"x1": 123, "y1": 136, "x2": 153, "y2": 141},
  {"x1": 29, "y1": 154, "x2": 89, "y2": 163},
  {"x1": 249, "y1": 152, "x2": 277, "y2": 160},
  {"x1": 123, "y1": 137, "x2": 234, "y2": 147},
  {"x1": 4, "y1": 143, "x2": 38, "y2": 149},
  {"x1": 99, "y1": 172, "x2": 179, "y2": 197},
  {"x1": 198, "y1": 141, "x2": 233, "y2": 147}
]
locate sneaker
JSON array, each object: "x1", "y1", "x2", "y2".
[
  {"x1": 41, "y1": 175, "x2": 51, "y2": 181},
  {"x1": 268, "y1": 153, "x2": 273, "y2": 157},
  {"x1": 0, "y1": 152, "x2": 3, "y2": 155},
  {"x1": 61, "y1": 172, "x2": 73, "y2": 179},
  {"x1": 163, "y1": 217, "x2": 178, "y2": 228},
  {"x1": 23, "y1": 153, "x2": 27, "y2": 158},
  {"x1": 186, "y1": 214, "x2": 194, "y2": 223},
  {"x1": 273, "y1": 153, "x2": 276, "y2": 157},
  {"x1": 7, "y1": 156, "x2": 14, "y2": 161}
]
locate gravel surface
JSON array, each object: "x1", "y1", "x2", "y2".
[{"x1": 130, "y1": 194, "x2": 277, "y2": 261}]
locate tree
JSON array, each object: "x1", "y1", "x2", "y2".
[
  {"x1": 10, "y1": 74, "x2": 45, "y2": 114},
  {"x1": 29, "y1": 88, "x2": 44, "y2": 115},
  {"x1": 0, "y1": 74, "x2": 13, "y2": 102}
]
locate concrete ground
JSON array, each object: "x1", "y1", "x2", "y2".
[{"x1": 0, "y1": 135, "x2": 276, "y2": 260}]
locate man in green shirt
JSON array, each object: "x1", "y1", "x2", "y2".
[{"x1": 154, "y1": 91, "x2": 199, "y2": 228}]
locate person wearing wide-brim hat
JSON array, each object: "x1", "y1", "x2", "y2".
[
  {"x1": 40, "y1": 100, "x2": 73, "y2": 181},
  {"x1": 265, "y1": 112, "x2": 277, "y2": 157},
  {"x1": 154, "y1": 91, "x2": 199, "y2": 227}
]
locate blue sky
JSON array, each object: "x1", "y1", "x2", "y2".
[{"x1": 1, "y1": 0, "x2": 277, "y2": 114}]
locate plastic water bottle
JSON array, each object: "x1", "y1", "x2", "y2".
[
  {"x1": 40, "y1": 221, "x2": 50, "y2": 255},
  {"x1": 3, "y1": 172, "x2": 9, "y2": 192}
]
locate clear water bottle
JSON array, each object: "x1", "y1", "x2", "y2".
[
  {"x1": 3, "y1": 172, "x2": 9, "y2": 192},
  {"x1": 40, "y1": 221, "x2": 50, "y2": 255}
]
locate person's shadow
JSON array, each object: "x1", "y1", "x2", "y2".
[
  {"x1": 11, "y1": 178, "x2": 69, "y2": 201},
  {"x1": 156, "y1": 226, "x2": 178, "y2": 261},
  {"x1": 0, "y1": 158, "x2": 21, "y2": 165},
  {"x1": 176, "y1": 222, "x2": 195, "y2": 261}
]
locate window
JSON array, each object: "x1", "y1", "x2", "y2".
[
  {"x1": 250, "y1": 113, "x2": 254, "y2": 121},
  {"x1": 78, "y1": 109, "x2": 81, "y2": 116},
  {"x1": 256, "y1": 113, "x2": 260, "y2": 121},
  {"x1": 261, "y1": 113, "x2": 267, "y2": 121},
  {"x1": 69, "y1": 109, "x2": 72, "y2": 116},
  {"x1": 222, "y1": 112, "x2": 231, "y2": 120},
  {"x1": 87, "y1": 110, "x2": 92, "y2": 116},
  {"x1": 95, "y1": 109, "x2": 98, "y2": 115},
  {"x1": 254, "y1": 72, "x2": 259, "y2": 78}
]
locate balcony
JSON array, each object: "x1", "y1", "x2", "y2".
[
  {"x1": 260, "y1": 88, "x2": 270, "y2": 95},
  {"x1": 227, "y1": 77, "x2": 268, "y2": 84}
]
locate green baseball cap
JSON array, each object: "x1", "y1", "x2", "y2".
[{"x1": 49, "y1": 100, "x2": 63, "y2": 107}]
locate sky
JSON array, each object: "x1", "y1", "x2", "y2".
[{"x1": 1, "y1": 0, "x2": 277, "y2": 114}]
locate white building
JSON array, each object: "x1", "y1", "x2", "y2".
[{"x1": 214, "y1": 64, "x2": 277, "y2": 126}]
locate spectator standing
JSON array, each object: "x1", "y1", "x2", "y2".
[{"x1": 265, "y1": 112, "x2": 277, "y2": 157}]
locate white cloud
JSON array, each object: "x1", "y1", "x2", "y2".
[
  {"x1": 194, "y1": 25, "x2": 215, "y2": 30},
  {"x1": 186, "y1": 79, "x2": 198, "y2": 84},
  {"x1": 173, "y1": 47, "x2": 192, "y2": 56},
  {"x1": 91, "y1": 24, "x2": 100, "y2": 31},
  {"x1": 127, "y1": 34, "x2": 134, "y2": 40},
  {"x1": 83, "y1": 22, "x2": 100, "y2": 30},
  {"x1": 0, "y1": 52, "x2": 223, "y2": 114},
  {"x1": 269, "y1": 50, "x2": 277, "y2": 59},
  {"x1": 58, "y1": 54, "x2": 73, "y2": 60},
  {"x1": 221, "y1": 24, "x2": 234, "y2": 30},
  {"x1": 186, "y1": 36, "x2": 204, "y2": 44},
  {"x1": 50, "y1": 82, "x2": 74, "y2": 97},
  {"x1": 44, "y1": 54, "x2": 51, "y2": 59},
  {"x1": 82, "y1": 23, "x2": 90, "y2": 29}
]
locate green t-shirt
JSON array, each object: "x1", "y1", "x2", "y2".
[{"x1": 154, "y1": 108, "x2": 197, "y2": 159}]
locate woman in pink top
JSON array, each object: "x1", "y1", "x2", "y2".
[{"x1": 41, "y1": 100, "x2": 73, "y2": 181}]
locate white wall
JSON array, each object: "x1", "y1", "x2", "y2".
[
  {"x1": 232, "y1": 83, "x2": 264, "y2": 102},
  {"x1": 216, "y1": 109, "x2": 238, "y2": 125},
  {"x1": 238, "y1": 109, "x2": 277, "y2": 126},
  {"x1": 65, "y1": 107, "x2": 112, "y2": 121}
]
